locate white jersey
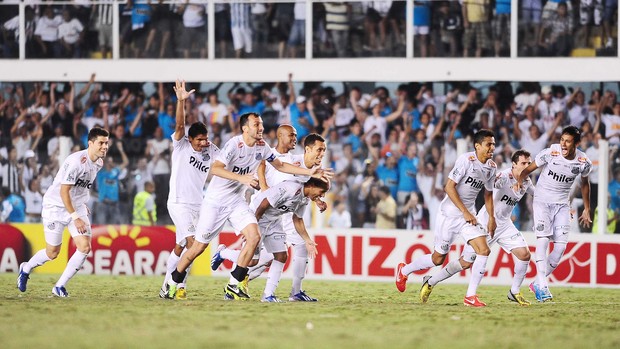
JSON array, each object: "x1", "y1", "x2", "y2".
[
  {"x1": 43, "y1": 149, "x2": 103, "y2": 209},
  {"x1": 168, "y1": 135, "x2": 220, "y2": 205},
  {"x1": 249, "y1": 181, "x2": 309, "y2": 231},
  {"x1": 264, "y1": 150, "x2": 309, "y2": 186},
  {"x1": 205, "y1": 135, "x2": 275, "y2": 206},
  {"x1": 440, "y1": 151, "x2": 496, "y2": 216},
  {"x1": 486, "y1": 168, "x2": 534, "y2": 222},
  {"x1": 533, "y1": 144, "x2": 592, "y2": 204}
]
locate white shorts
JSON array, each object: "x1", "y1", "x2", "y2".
[
  {"x1": 167, "y1": 202, "x2": 200, "y2": 246},
  {"x1": 255, "y1": 220, "x2": 287, "y2": 258},
  {"x1": 195, "y1": 198, "x2": 257, "y2": 244},
  {"x1": 41, "y1": 205, "x2": 91, "y2": 246},
  {"x1": 477, "y1": 210, "x2": 528, "y2": 253},
  {"x1": 414, "y1": 26, "x2": 429, "y2": 36},
  {"x1": 433, "y1": 210, "x2": 488, "y2": 255},
  {"x1": 282, "y1": 213, "x2": 305, "y2": 246},
  {"x1": 231, "y1": 26, "x2": 252, "y2": 53},
  {"x1": 532, "y1": 201, "x2": 570, "y2": 243}
]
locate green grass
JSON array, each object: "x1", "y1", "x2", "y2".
[{"x1": 1, "y1": 274, "x2": 618, "y2": 349}]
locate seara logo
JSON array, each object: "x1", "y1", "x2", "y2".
[
  {"x1": 70, "y1": 225, "x2": 176, "y2": 276},
  {"x1": 549, "y1": 242, "x2": 591, "y2": 284}
]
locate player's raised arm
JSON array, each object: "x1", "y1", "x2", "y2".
[
  {"x1": 173, "y1": 79, "x2": 195, "y2": 141},
  {"x1": 516, "y1": 161, "x2": 538, "y2": 192}
]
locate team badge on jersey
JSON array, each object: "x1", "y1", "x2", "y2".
[
  {"x1": 468, "y1": 155, "x2": 476, "y2": 161},
  {"x1": 202, "y1": 152, "x2": 210, "y2": 162},
  {"x1": 577, "y1": 157, "x2": 587, "y2": 163},
  {"x1": 571, "y1": 166, "x2": 580, "y2": 174},
  {"x1": 551, "y1": 150, "x2": 560, "y2": 156},
  {"x1": 80, "y1": 156, "x2": 87, "y2": 164},
  {"x1": 256, "y1": 153, "x2": 262, "y2": 160},
  {"x1": 237, "y1": 142, "x2": 244, "y2": 148}
]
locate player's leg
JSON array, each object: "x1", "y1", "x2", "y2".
[
  {"x1": 163, "y1": 203, "x2": 198, "y2": 298},
  {"x1": 248, "y1": 247, "x2": 274, "y2": 281},
  {"x1": 397, "y1": 211, "x2": 454, "y2": 292},
  {"x1": 18, "y1": 215, "x2": 64, "y2": 292},
  {"x1": 261, "y1": 231, "x2": 287, "y2": 302},
  {"x1": 53, "y1": 234, "x2": 91, "y2": 297},
  {"x1": 507, "y1": 246, "x2": 531, "y2": 306},
  {"x1": 531, "y1": 201, "x2": 553, "y2": 301},
  {"x1": 224, "y1": 205, "x2": 260, "y2": 300},
  {"x1": 547, "y1": 205, "x2": 570, "y2": 277},
  {"x1": 462, "y1": 224, "x2": 491, "y2": 307}
]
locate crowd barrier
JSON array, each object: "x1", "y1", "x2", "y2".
[{"x1": 1, "y1": 224, "x2": 618, "y2": 288}]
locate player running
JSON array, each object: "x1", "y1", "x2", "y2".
[
  {"x1": 159, "y1": 80, "x2": 219, "y2": 300},
  {"x1": 162, "y1": 113, "x2": 332, "y2": 300},
  {"x1": 415, "y1": 150, "x2": 535, "y2": 306},
  {"x1": 516, "y1": 126, "x2": 592, "y2": 302},
  {"x1": 395, "y1": 129, "x2": 497, "y2": 307},
  {"x1": 17, "y1": 127, "x2": 109, "y2": 297},
  {"x1": 211, "y1": 127, "x2": 328, "y2": 301}
]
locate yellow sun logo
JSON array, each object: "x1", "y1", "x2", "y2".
[{"x1": 97, "y1": 225, "x2": 150, "y2": 247}]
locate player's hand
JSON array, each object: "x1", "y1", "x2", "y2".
[
  {"x1": 463, "y1": 211, "x2": 477, "y2": 226},
  {"x1": 240, "y1": 174, "x2": 260, "y2": 190},
  {"x1": 314, "y1": 198, "x2": 327, "y2": 213},
  {"x1": 305, "y1": 240, "x2": 318, "y2": 259},
  {"x1": 173, "y1": 79, "x2": 195, "y2": 102},
  {"x1": 513, "y1": 181, "x2": 523, "y2": 193},
  {"x1": 579, "y1": 208, "x2": 592, "y2": 228},
  {"x1": 74, "y1": 218, "x2": 88, "y2": 234},
  {"x1": 310, "y1": 167, "x2": 334, "y2": 182},
  {"x1": 487, "y1": 217, "x2": 497, "y2": 238}
]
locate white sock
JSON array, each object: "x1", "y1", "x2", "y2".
[
  {"x1": 511, "y1": 258, "x2": 530, "y2": 294},
  {"x1": 221, "y1": 248, "x2": 240, "y2": 263},
  {"x1": 402, "y1": 254, "x2": 435, "y2": 276},
  {"x1": 55, "y1": 251, "x2": 88, "y2": 287},
  {"x1": 465, "y1": 255, "x2": 488, "y2": 297},
  {"x1": 249, "y1": 250, "x2": 274, "y2": 281},
  {"x1": 546, "y1": 242, "x2": 566, "y2": 277},
  {"x1": 179, "y1": 263, "x2": 192, "y2": 289},
  {"x1": 162, "y1": 250, "x2": 181, "y2": 289},
  {"x1": 24, "y1": 249, "x2": 52, "y2": 273},
  {"x1": 263, "y1": 260, "x2": 285, "y2": 297},
  {"x1": 291, "y1": 244, "x2": 308, "y2": 295},
  {"x1": 428, "y1": 260, "x2": 463, "y2": 287},
  {"x1": 535, "y1": 237, "x2": 550, "y2": 287}
]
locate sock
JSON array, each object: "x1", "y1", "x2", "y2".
[
  {"x1": 535, "y1": 237, "x2": 550, "y2": 287},
  {"x1": 249, "y1": 250, "x2": 274, "y2": 281},
  {"x1": 465, "y1": 255, "x2": 488, "y2": 297},
  {"x1": 428, "y1": 260, "x2": 463, "y2": 287},
  {"x1": 162, "y1": 250, "x2": 181, "y2": 289},
  {"x1": 546, "y1": 242, "x2": 567, "y2": 277},
  {"x1": 24, "y1": 249, "x2": 52, "y2": 273},
  {"x1": 221, "y1": 248, "x2": 240, "y2": 263},
  {"x1": 402, "y1": 254, "x2": 435, "y2": 276},
  {"x1": 55, "y1": 251, "x2": 88, "y2": 287},
  {"x1": 511, "y1": 258, "x2": 530, "y2": 294},
  {"x1": 170, "y1": 269, "x2": 186, "y2": 284},
  {"x1": 263, "y1": 260, "x2": 285, "y2": 297},
  {"x1": 291, "y1": 243, "x2": 308, "y2": 295},
  {"x1": 229, "y1": 265, "x2": 248, "y2": 285},
  {"x1": 179, "y1": 263, "x2": 192, "y2": 289}
]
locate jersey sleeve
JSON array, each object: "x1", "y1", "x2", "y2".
[
  {"x1": 217, "y1": 138, "x2": 237, "y2": 166},
  {"x1": 485, "y1": 166, "x2": 496, "y2": 191},
  {"x1": 265, "y1": 183, "x2": 291, "y2": 208},
  {"x1": 534, "y1": 147, "x2": 551, "y2": 167},
  {"x1": 60, "y1": 160, "x2": 83, "y2": 186},
  {"x1": 294, "y1": 200, "x2": 309, "y2": 218},
  {"x1": 448, "y1": 155, "x2": 468, "y2": 184},
  {"x1": 494, "y1": 171, "x2": 508, "y2": 189},
  {"x1": 263, "y1": 144, "x2": 276, "y2": 162},
  {"x1": 172, "y1": 135, "x2": 188, "y2": 151}
]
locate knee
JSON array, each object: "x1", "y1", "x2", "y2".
[
  {"x1": 431, "y1": 252, "x2": 446, "y2": 266},
  {"x1": 478, "y1": 247, "x2": 491, "y2": 256},
  {"x1": 519, "y1": 250, "x2": 532, "y2": 261},
  {"x1": 248, "y1": 259, "x2": 259, "y2": 267},
  {"x1": 173, "y1": 244, "x2": 184, "y2": 256},
  {"x1": 46, "y1": 249, "x2": 60, "y2": 260},
  {"x1": 244, "y1": 231, "x2": 261, "y2": 247},
  {"x1": 274, "y1": 252, "x2": 288, "y2": 263},
  {"x1": 459, "y1": 258, "x2": 473, "y2": 270},
  {"x1": 77, "y1": 245, "x2": 91, "y2": 255}
]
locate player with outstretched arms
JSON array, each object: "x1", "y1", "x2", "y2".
[
  {"x1": 158, "y1": 80, "x2": 219, "y2": 300},
  {"x1": 415, "y1": 150, "x2": 535, "y2": 306},
  {"x1": 17, "y1": 127, "x2": 109, "y2": 297},
  {"x1": 211, "y1": 127, "x2": 328, "y2": 301},
  {"x1": 162, "y1": 113, "x2": 333, "y2": 300},
  {"x1": 516, "y1": 126, "x2": 592, "y2": 302},
  {"x1": 395, "y1": 129, "x2": 497, "y2": 307}
]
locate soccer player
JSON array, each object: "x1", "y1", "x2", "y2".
[
  {"x1": 162, "y1": 113, "x2": 332, "y2": 300},
  {"x1": 211, "y1": 127, "x2": 328, "y2": 301},
  {"x1": 415, "y1": 150, "x2": 535, "y2": 306},
  {"x1": 250, "y1": 178, "x2": 329, "y2": 302},
  {"x1": 516, "y1": 126, "x2": 592, "y2": 302},
  {"x1": 395, "y1": 129, "x2": 497, "y2": 307},
  {"x1": 16, "y1": 127, "x2": 109, "y2": 297},
  {"x1": 158, "y1": 80, "x2": 219, "y2": 300}
]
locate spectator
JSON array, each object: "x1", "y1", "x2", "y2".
[
  {"x1": 328, "y1": 200, "x2": 352, "y2": 228},
  {"x1": 92, "y1": 0, "x2": 114, "y2": 58},
  {"x1": 397, "y1": 142, "x2": 420, "y2": 206},
  {"x1": 288, "y1": 1, "x2": 306, "y2": 57},
  {"x1": 34, "y1": 6, "x2": 63, "y2": 58},
  {"x1": 24, "y1": 177, "x2": 43, "y2": 223},
  {"x1": 520, "y1": 0, "x2": 542, "y2": 55},
  {"x1": 1, "y1": 147, "x2": 21, "y2": 194},
  {"x1": 374, "y1": 185, "x2": 397, "y2": 229},
  {"x1": 230, "y1": 2, "x2": 252, "y2": 58},
  {"x1": 538, "y1": 2, "x2": 574, "y2": 57},
  {"x1": 493, "y1": 0, "x2": 511, "y2": 57},
  {"x1": 592, "y1": 193, "x2": 617, "y2": 234},
  {"x1": 132, "y1": 180, "x2": 157, "y2": 226},
  {"x1": 95, "y1": 142, "x2": 129, "y2": 224},
  {"x1": 376, "y1": 152, "x2": 398, "y2": 199},
  {"x1": 178, "y1": 1, "x2": 207, "y2": 59},
  {"x1": 274, "y1": 3, "x2": 295, "y2": 58},
  {"x1": 0, "y1": 187, "x2": 25, "y2": 223},
  {"x1": 198, "y1": 89, "x2": 233, "y2": 134},
  {"x1": 251, "y1": 2, "x2": 271, "y2": 57},
  {"x1": 462, "y1": 0, "x2": 491, "y2": 57},
  {"x1": 58, "y1": 8, "x2": 85, "y2": 58},
  {"x1": 414, "y1": 0, "x2": 431, "y2": 57},
  {"x1": 402, "y1": 192, "x2": 424, "y2": 230},
  {"x1": 324, "y1": 2, "x2": 350, "y2": 58},
  {"x1": 127, "y1": 156, "x2": 153, "y2": 196},
  {"x1": 145, "y1": 127, "x2": 171, "y2": 224}
]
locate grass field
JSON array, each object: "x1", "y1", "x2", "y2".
[{"x1": 1, "y1": 274, "x2": 618, "y2": 349}]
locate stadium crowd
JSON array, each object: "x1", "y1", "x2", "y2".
[
  {"x1": 1, "y1": 75, "x2": 620, "y2": 233},
  {"x1": 1, "y1": 1, "x2": 616, "y2": 59}
]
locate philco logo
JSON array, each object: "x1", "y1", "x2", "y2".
[
  {"x1": 189, "y1": 156, "x2": 210, "y2": 173},
  {"x1": 464, "y1": 176, "x2": 484, "y2": 189},
  {"x1": 500, "y1": 195, "x2": 519, "y2": 206},
  {"x1": 232, "y1": 166, "x2": 250, "y2": 175},
  {"x1": 547, "y1": 169, "x2": 574, "y2": 183},
  {"x1": 75, "y1": 178, "x2": 93, "y2": 189}
]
